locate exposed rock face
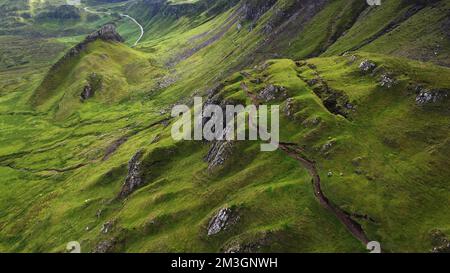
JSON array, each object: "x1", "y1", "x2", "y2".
[
  {"x1": 85, "y1": 24, "x2": 124, "y2": 43},
  {"x1": 302, "y1": 116, "x2": 321, "y2": 128},
  {"x1": 207, "y1": 207, "x2": 239, "y2": 236},
  {"x1": 284, "y1": 98, "x2": 296, "y2": 117},
  {"x1": 257, "y1": 84, "x2": 287, "y2": 102},
  {"x1": 241, "y1": 0, "x2": 277, "y2": 21},
  {"x1": 415, "y1": 86, "x2": 449, "y2": 105},
  {"x1": 204, "y1": 84, "x2": 225, "y2": 106},
  {"x1": 100, "y1": 220, "x2": 115, "y2": 234},
  {"x1": 204, "y1": 140, "x2": 233, "y2": 171},
  {"x1": 223, "y1": 234, "x2": 270, "y2": 253},
  {"x1": 80, "y1": 72, "x2": 103, "y2": 101},
  {"x1": 430, "y1": 229, "x2": 450, "y2": 253},
  {"x1": 202, "y1": 84, "x2": 235, "y2": 171},
  {"x1": 379, "y1": 74, "x2": 396, "y2": 88},
  {"x1": 347, "y1": 55, "x2": 358, "y2": 65},
  {"x1": 63, "y1": 24, "x2": 124, "y2": 60},
  {"x1": 80, "y1": 84, "x2": 93, "y2": 101},
  {"x1": 432, "y1": 243, "x2": 450, "y2": 253},
  {"x1": 312, "y1": 83, "x2": 351, "y2": 118},
  {"x1": 307, "y1": 78, "x2": 319, "y2": 86},
  {"x1": 156, "y1": 75, "x2": 178, "y2": 90},
  {"x1": 118, "y1": 150, "x2": 144, "y2": 198},
  {"x1": 224, "y1": 243, "x2": 261, "y2": 253},
  {"x1": 302, "y1": 63, "x2": 352, "y2": 117},
  {"x1": 359, "y1": 60, "x2": 376, "y2": 73},
  {"x1": 92, "y1": 239, "x2": 116, "y2": 253},
  {"x1": 321, "y1": 139, "x2": 336, "y2": 154}
]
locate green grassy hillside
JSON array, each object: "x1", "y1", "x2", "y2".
[{"x1": 0, "y1": 0, "x2": 449, "y2": 253}]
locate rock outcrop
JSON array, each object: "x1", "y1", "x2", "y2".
[
  {"x1": 283, "y1": 98, "x2": 296, "y2": 117},
  {"x1": 207, "y1": 207, "x2": 239, "y2": 236},
  {"x1": 359, "y1": 60, "x2": 376, "y2": 73},
  {"x1": 379, "y1": 74, "x2": 396, "y2": 88},
  {"x1": 57, "y1": 24, "x2": 123, "y2": 62},
  {"x1": 204, "y1": 140, "x2": 233, "y2": 171},
  {"x1": 302, "y1": 63, "x2": 353, "y2": 117},
  {"x1": 309, "y1": 79, "x2": 352, "y2": 118},
  {"x1": 241, "y1": 0, "x2": 277, "y2": 21},
  {"x1": 100, "y1": 220, "x2": 115, "y2": 234},
  {"x1": 223, "y1": 233, "x2": 271, "y2": 253},
  {"x1": 224, "y1": 241, "x2": 266, "y2": 253},
  {"x1": 80, "y1": 84, "x2": 93, "y2": 101},
  {"x1": 80, "y1": 73, "x2": 103, "y2": 101},
  {"x1": 118, "y1": 150, "x2": 145, "y2": 199},
  {"x1": 257, "y1": 84, "x2": 287, "y2": 102},
  {"x1": 202, "y1": 84, "x2": 235, "y2": 171},
  {"x1": 432, "y1": 243, "x2": 450, "y2": 253},
  {"x1": 430, "y1": 229, "x2": 450, "y2": 253},
  {"x1": 85, "y1": 24, "x2": 124, "y2": 44},
  {"x1": 415, "y1": 86, "x2": 449, "y2": 105},
  {"x1": 92, "y1": 239, "x2": 116, "y2": 253}
]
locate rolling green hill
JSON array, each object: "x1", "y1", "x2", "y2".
[{"x1": 0, "y1": 0, "x2": 449, "y2": 253}]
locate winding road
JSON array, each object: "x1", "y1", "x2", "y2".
[
  {"x1": 83, "y1": 7, "x2": 144, "y2": 47},
  {"x1": 241, "y1": 82, "x2": 371, "y2": 247}
]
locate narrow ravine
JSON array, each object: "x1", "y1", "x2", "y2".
[
  {"x1": 84, "y1": 7, "x2": 144, "y2": 47},
  {"x1": 278, "y1": 143, "x2": 370, "y2": 245},
  {"x1": 241, "y1": 82, "x2": 371, "y2": 247}
]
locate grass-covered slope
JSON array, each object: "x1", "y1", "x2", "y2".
[
  {"x1": 0, "y1": 0, "x2": 449, "y2": 253},
  {"x1": 31, "y1": 40, "x2": 163, "y2": 119}
]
